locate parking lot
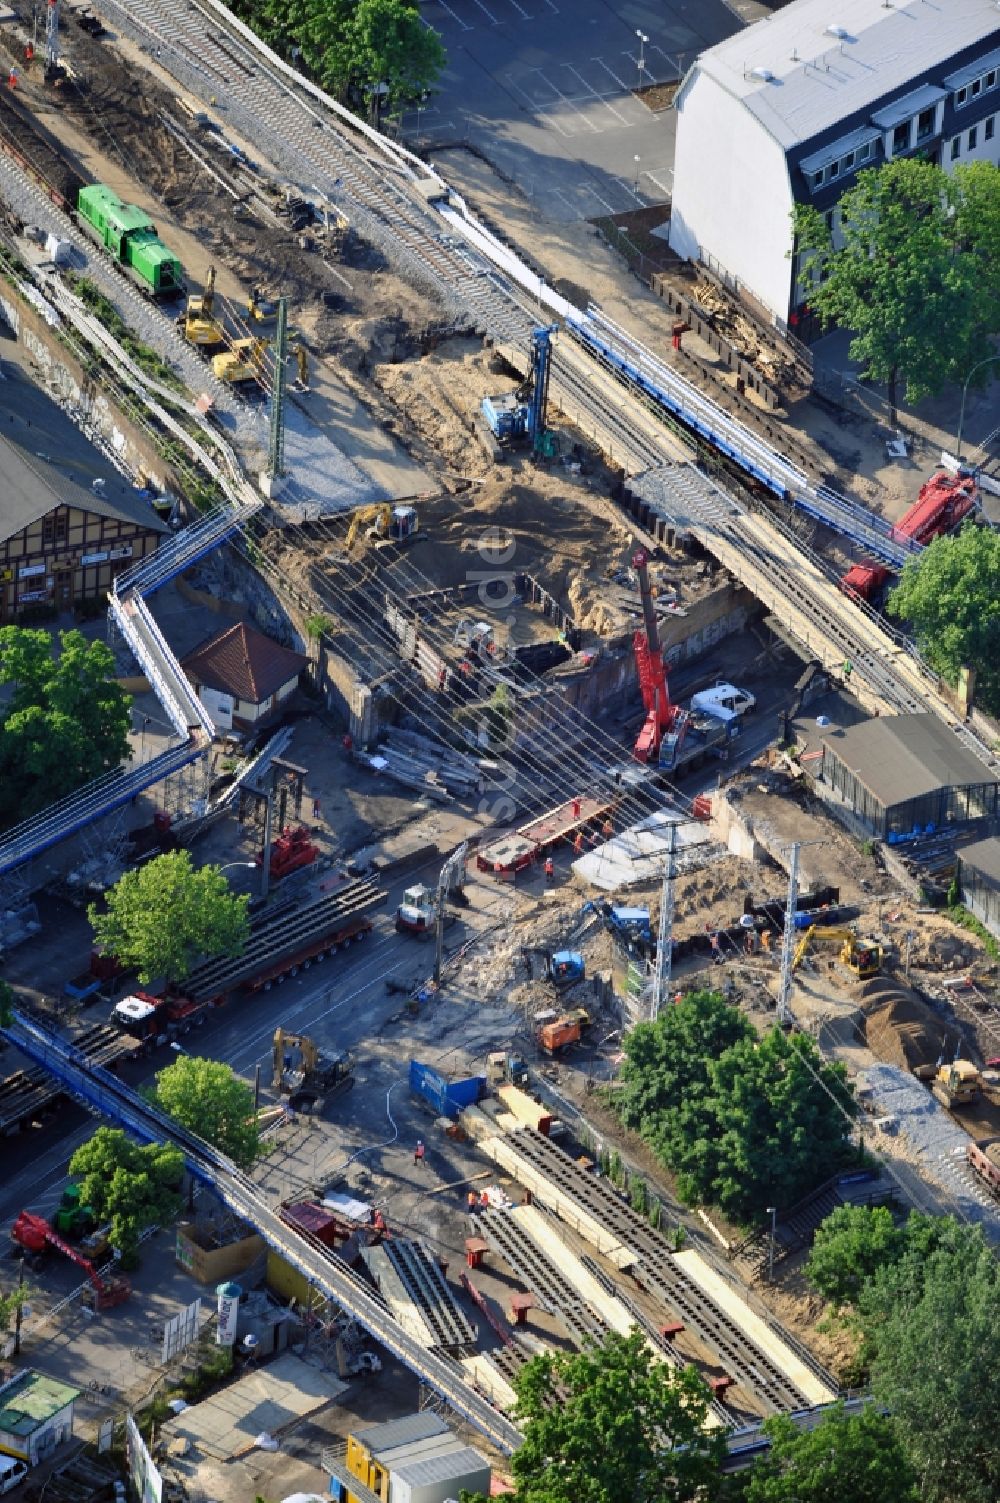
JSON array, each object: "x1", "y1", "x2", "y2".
[{"x1": 408, "y1": 0, "x2": 741, "y2": 220}]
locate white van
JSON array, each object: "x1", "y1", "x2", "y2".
[
  {"x1": 689, "y1": 682, "x2": 756, "y2": 724},
  {"x1": 0, "y1": 1457, "x2": 28, "y2": 1494}
]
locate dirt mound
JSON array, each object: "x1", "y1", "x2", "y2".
[{"x1": 859, "y1": 977, "x2": 960, "y2": 1075}]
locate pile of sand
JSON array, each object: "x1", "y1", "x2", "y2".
[{"x1": 858, "y1": 977, "x2": 960, "y2": 1075}]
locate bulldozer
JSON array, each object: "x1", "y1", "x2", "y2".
[
  {"x1": 930, "y1": 1058, "x2": 981, "y2": 1109},
  {"x1": 180, "y1": 265, "x2": 225, "y2": 352},
  {"x1": 272, "y1": 1027, "x2": 354, "y2": 1113},
  {"x1": 792, "y1": 925, "x2": 881, "y2": 980},
  {"x1": 212, "y1": 336, "x2": 268, "y2": 389}
]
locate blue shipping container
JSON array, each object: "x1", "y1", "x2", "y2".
[{"x1": 409, "y1": 1060, "x2": 485, "y2": 1119}]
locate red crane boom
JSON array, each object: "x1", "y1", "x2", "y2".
[
  {"x1": 631, "y1": 549, "x2": 688, "y2": 766},
  {"x1": 840, "y1": 471, "x2": 977, "y2": 601},
  {"x1": 12, "y1": 1211, "x2": 131, "y2": 1310}
]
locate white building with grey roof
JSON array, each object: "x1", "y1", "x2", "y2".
[{"x1": 668, "y1": 0, "x2": 1000, "y2": 330}]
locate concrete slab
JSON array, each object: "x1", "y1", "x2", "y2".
[
  {"x1": 573, "y1": 810, "x2": 715, "y2": 891},
  {"x1": 162, "y1": 1351, "x2": 347, "y2": 1460},
  {"x1": 672, "y1": 1249, "x2": 837, "y2": 1406}
]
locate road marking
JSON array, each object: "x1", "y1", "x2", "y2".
[
  {"x1": 468, "y1": 0, "x2": 500, "y2": 24},
  {"x1": 431, "y1": 0, "x2": 472, "y2": 31},
  {"x1": 561, "y1": 64, "x2": 630, "y2": 125}
]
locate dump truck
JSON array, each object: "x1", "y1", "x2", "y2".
[
  {"x1": 538, "y1": 1007, "x2": 591, "y2": 1054},
  {"x1": 272, "y1": 1027, "x2": 354, "y2": 1112},
  {"x1": 176, "y1": 877, "x2": 385, "y2": 1005}
]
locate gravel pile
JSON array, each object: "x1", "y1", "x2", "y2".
[{"x1": 861, "y1": 1062, "x2": 1000, "y2": 1233}]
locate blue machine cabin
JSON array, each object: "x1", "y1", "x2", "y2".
[{"x1": 409, "y1": 1061, "x2": 486, "y2": 1119}]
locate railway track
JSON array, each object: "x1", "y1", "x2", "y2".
[
  {"x1": 504, "y1": 1127, "x2": 837, "y2": 1412},
  {"x1": 0, "y1": 1021, "x2": 139, "y2": 1134}
]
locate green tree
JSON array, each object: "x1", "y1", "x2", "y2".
[
  {"x1": 805, "y1": 1204, "x2": 903, "y2": 1307},
  {"x1": 348, "y1": 0, "x2": 446, "y2": 119},
  {"x1": 0, "y1": 628, "x2": 131, "y2": 829},
  {"x1": 89, "y1": 850, "x2": 250, "y2": 985},
  {"x1": 68, "y1": 1128, "x2": 184, "y2": 1266},
  {"x1": 618, "y1": 994, "x2": 854, "y2": 1224},
  {"x1": 794, "y1": 158, "x2": 986, "y2": 425},
  {"x1": 150, "y1": 1054, "x2": 261, "y2": 1168},
  {"x1": 489, "y1": 1331, "x2": 724, "y2": 1503},
  {"x1": 617, "y1": 989, "x2": 754, "y2": 1156},
  {"x1": 861, "y1": 1222, "x2": 1000, "y2": 1503},
  {"x1": 954, "y1": 160, "x2": 1000, "y2": 338},
  {"x1": 745, "y1": 1403, "x2": 917, "y2": 1503},
  {"x1": 0, "y1": 980, "x2": 13, "y2": 1027},
  {"x1": 889, "y1": 525, "x2": 1000, "y2": 715}
]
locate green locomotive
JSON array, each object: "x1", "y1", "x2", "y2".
[{"x1": 76, "y1": 183, "x2": 185, "y2": 297}]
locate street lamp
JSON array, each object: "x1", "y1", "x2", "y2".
[
  {"x1": 633, "y1": 154, "x2": 642, "y2": 193},
  {"x1": 217, "y1": 860, "x2": 257, "y2": 879},
  {"x1": 636, "y1": 29, "x2": 648, "y2": 90},
  {"x1": 956, "y1": 353, "x2": 1000, "y2": 461},
  {"x1": 767, "y1": 1205, "x2": 777, "y2": 1283}
]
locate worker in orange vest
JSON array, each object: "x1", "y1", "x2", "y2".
[
  {"x1": 573, "y1": 832, "x2": 584, "y2": 856},
  {"x1": 414, "y1": 1141, "x2": 425, "y2": 1167},
  {"x1": 602, "y1": 818, "x2": 614, "y2": 840},
  {"x1": 572, "y1": 797, "x2": 581, "y2": 818},
  {"x1": 544, "y1": 856, "x2": 554, "y2": 883}
]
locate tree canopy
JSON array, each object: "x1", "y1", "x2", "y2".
[
  {"x1": 860, "y1": 1221, "x2": 1000, "y2": 1503},
  {"x1": 150, "y1": 1054, "x2": 261, "y2": 1169},
  {"x1": 793, "y1": 158, "x2": 999, "y2": 423},
  {"x1": 0, "y1": 980, "x2": 13, "y2": 1028},
  {"x1": 464, "y1": 1332, "x2": 724, "y2": 1503},
  {"x1": 616, "y1": 992, "x2": 855, "y2": 1223},
  {"x1": 89, "y1": 850, "x2": 250, "y2": 985},
  {"x1": 0, "y1": 627, "x2": 131, "y2": 830},
  {"x1": 889, "y1": 525, "x2": 1000, "y2": 716},
  {"x1": 744, "y1": 1403, "x2": 917, "y2": 1503},
  {"x1": 245, "y1": 0, "x2": 445, "y2": 115},
  {"x1": 805, "y1": 1204, "x2": 904, "y2": 1307},
  {"x1": 68, "y1": 1128, "x2": 184, "y2": 1265}
]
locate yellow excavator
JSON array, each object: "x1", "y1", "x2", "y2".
[
  {"x1": 345, "y1": 503, "x2": 419, "y2": 551},
  {"x1": 212, "y1": 336, "x2": 268, "y2": 389},
  {"x1": 272, "y1": 1027, "x2": 354, "y2": 1112},
  {"x1": 180, "y1": 265, "x2": 225, "y2": 352},
  {"x1": 792, "y1": 925, "x2": 882, "y2": 980}
]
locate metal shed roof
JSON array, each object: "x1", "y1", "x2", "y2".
[
  {"x1": 958, "y1": 836, "x2": 1000, "y2": 885},
  {"x1": 822, "y1": 714, "x2": 996, "y2": 809},
  {"x1": 352, "y1": 1412, "x2": 447, "y2": 1457},
  {"x1": 687, "y1": 0, "x2": 1000, "y2": 150},
  {"x1": 390, "y1": 1444, "x2": 491, "y2": 1488}
]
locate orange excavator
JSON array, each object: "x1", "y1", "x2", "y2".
[
  {"x1": 631, "y1": 548, "x2": 688, "y2": 769},
  {"x1": 11, "y1": 1211, "x2": 131, "y2": 1311}
]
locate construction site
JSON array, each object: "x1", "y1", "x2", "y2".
[{"x1": 0, "y1": 0, "x2": 999, "y2": 1499}]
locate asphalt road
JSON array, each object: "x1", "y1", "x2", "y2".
[{"x1": 406, "y1": 0, "x2": 740, "y2": 220}]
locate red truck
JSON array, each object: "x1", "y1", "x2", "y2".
[{"x1": 112, "y1": 990, "x2": 208, "y2": 1047}]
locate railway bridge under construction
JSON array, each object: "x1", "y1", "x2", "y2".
[{"x1": 0, "y1": 0, "x2": 995, "y2": 883}]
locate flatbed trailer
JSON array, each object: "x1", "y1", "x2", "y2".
[
  {"x1": 0, "y1": 1022, "x2": 141, "y2": 1135},
  {"x1": 477, "y1": 795, "x2": 615, "y2": 875},
  {"x1": 181, "y1": 876, "x2": 385, "y2": 1003}
]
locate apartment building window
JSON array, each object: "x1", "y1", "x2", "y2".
[
  {"x1": 858, "y1": 141, "x2": 872, "y2": 162},
  {"x1": 957, "y1": 87, "x2": 968, "y2": 106},
  {"x1": 987, "y1": 116, "x2": 996, "y2": 141},
  {"x1": 969, "y1": 126, "x2": 979, "y2": 151},
  {"x1": 916, "y1": 106, "x2": 935, "y2": 142},
  {"x1": 892, "y1": 121, "x2": 910, "y2": 154},
  {"x1": 951, "y1": 136, "x2": 962, "y2": 160}
]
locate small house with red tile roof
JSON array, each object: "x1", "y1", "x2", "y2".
[{"x1": 181, "y1": 620, "x2": 308, "y2": 731}]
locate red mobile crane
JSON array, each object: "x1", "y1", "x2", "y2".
[
  {"x1": 840, "y1": 471, "x2": 978, "y2": 601},
  {"x1": 631, "y1": 549, "x2": 688, "y2": 768},
  {"x1": 11, "y1": 1210, "x2": 131, "y2": 1310}
]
